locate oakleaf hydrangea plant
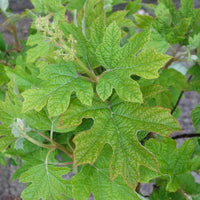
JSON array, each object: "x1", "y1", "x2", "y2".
[{"x1": 0, "y1": 0, "x2": 200, "y2": 199}]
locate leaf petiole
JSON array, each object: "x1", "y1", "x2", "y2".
[{"x1": 75, "y1": 58, "x2": 98, "y2": 83}]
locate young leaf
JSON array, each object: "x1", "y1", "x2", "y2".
[
  {"x1": 59, "y1": 95, "x2": 180, "y2": 188},
  {"x1": 31, "y1": 0, "x2": 47, "y2": 13},
  {"x1": 22, "y1": 62, "x2": 93, "y2": 117},
  {"x1": 106, "y1": 11, "x2": 133, "y2": 27},
  {"x1": 60, "y1": 17, "x2": 104, "y2": 70},
  {"x1": 125, "y1": 0, "x2": 141, "y2": 16},
  {"x1": 96, "y1": 22, "x2": 170, "y2": 102},
  {"x1": 158, "y1": 0, "x2": 175, "y2": 13},
  {"x1": 134, "y1": 14, "x2": 154, "y2": 29},
  {"x1": 188, "y1": 33, "x2": 200, "y2": 50},
  {"x1": 146, "y1": 138, "x2": 194, "y2": 192},
  {"x1": 180, "y1": 0, "x2": 200, "y2": 29},
  {"x1": 20, "y1": 164, "x2": 72, "y2": 200},
  {"x1": 72, "y1": 145, "x2": 143, "y2": 200}
]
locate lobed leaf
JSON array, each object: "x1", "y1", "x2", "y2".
[
  {"x1": 22, "y1": 62, "x2": 93, "y2": 117},
  {"x1": 72, "y1": 145, "x2": 142, "y2": 200},
  {"x1": 96, "y1": 23, "x2": 170, "y2": 103},
  {"x1": 146, "y1": 138, "x2": 194, "y2": 192},
  {"x1": 20, "y1": 164, "x2": 72, "y2": 200},
  {"x1": 58, "y1": 95, "x2": 181, "y2": 188}
]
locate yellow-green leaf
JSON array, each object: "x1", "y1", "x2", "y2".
[
  {"x1": 22, "y1": 62, "x2": 93, "y2": 117},
  {"x1": 59, "y1": 95, "x2": 180, "y2": 188},
  {"x1": 96, "y1": 22, "x2": 170, "y2": 102}
]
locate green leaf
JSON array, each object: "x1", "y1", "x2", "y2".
[
  {"x1": 0, "y1": 32, "x2": 6, "y2": 51},
  {"x1": 26, "y1": 33, "x2": 54, "y2": 63},
  {"x1": 0, "y1": 96, "x2": 22, "y2": 135},
  {"x1": 0, "y1": 136, "x2": 15, "y2": 151},
  {"x1": 166, "y1": 18, "x2": 191, "y2": 44},
  {"x1": 0, "y1": 78, "x2": 71, "y2": 143},
  {"x1": 191, "y1": 104, "x2": 200, "y2": 130},
  {"x1": 139, "y1": 69, "x2": 187, "y2": 109},
  {"x1": 150, "y1": 172, "x2": 200, "y2": 199},
  {"x1": 155, "y1": 3, "x2": 172, "y2": 28},
  {"x1": 90, "y1": 14, "x2": 105, "y2": 50},
  {"x1": 22, "y1": 62, "x2": 93, "y2": 117},
  {"x1": 141, "y1": 84, "x2": 167, "y2": 99},
  {"x1": 186, "y1": 81, "x2": 200, "y2": 93},
  {"x1": 72, "y1": 145, "x2": 142, "y2": 200},
  {"x1": 78, "y1": 0, "x2": 104, "y2": 30},
  {"x1": 86, "y1": 14, "x2": 106, "y2": 69},
  {"x1": 148, "y1": 29, "x2": 169, "y2": 53},
  {"x1": 12, "y1": 148, "x2": 57, "y2": 180},
  {"x1": 180, "y1": 0, "x2": 194, "y2": 19},
  {"x1": 0, "y1": 90, "x2": 5, "y2": 101},
  {"x1": 153, "y1": 1, "x2": 192, "y2": 44},
  {"x1": 31, "y1": 0, "x2": 46, "y2": 13},
  {"x1": 60, "y1": 22, "x2": 96, "y2": 68},
  {"x1": 154, "y1": 90, "x2": 173, "y2": 109},
  {"x1": 139, "y1": 165, "x2": 159, "y2": 183},
  {"x1": 134, "y1": 14, "x2": 154, "y2": 29},
  {"x1": 150, "y1": 185, "x2": 183, "y2": 200},
  {"x1": 125, "y1": 0, "x2": 141, "y2": 16},
  {"x1": 176, "y1": 173, "x2": 200, "y2": 196},
  {"x1": 25, "y1": 109, "x2": 75, "y2": 133},
  {"x1": 158, "y1": 0, "x2": 175, "y2": 13},
  {"x1": 0, "y1": 65, "x2": 9, "y2": 86},
  {"x1": 0, "y1": 152, "x2": 6, "y2": 166},
  {"x1": 187, "y1": 65, "x2": 200, "y2": 93},
  {"x1": 146, "y1": 138, "x2": 194, "y2": 192},
  {"x1": 96, "y1": 23, "x2": 170, "y2": 102},
  {"x1": 5, "y1": 64, "x2": 42, "y2": 92},
  {"x1": 43, "y1": 0, "x2": 64, "y2": 13},
  {"x1": 66, "y1": 0, "x2": 86, "y2": 11},
  {"x1": 106, "y1": 0, "x2": 126, "y2": 7},
  {"x1": 20, "y1": 163, "x2": 72, "y2": 200},
  {"x1": 26, "y1": 41, "x2": 53, "y2": 63},
  {"x1": 106, "y1": 11, "x2": 133, "y2": 27},
  {"x1": 188, "y1": 33, "x2": 200, "y2": 50},
  {"x1": 59, "y1": 95, "x2": 180, "y2": 188},
  {"x1": 155, "y1": 69, "x2": 187, "y2": 90}
]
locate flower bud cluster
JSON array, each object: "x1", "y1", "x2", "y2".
[{"x1": 35, "y1": 16, "x2": 77, "y2": 62}]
